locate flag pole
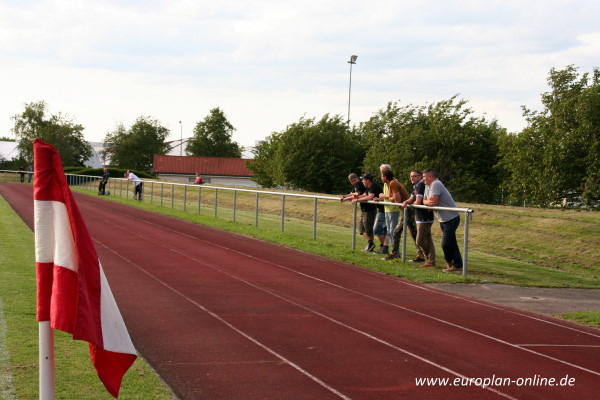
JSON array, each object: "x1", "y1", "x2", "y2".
[{"x1": 39, "y1": 321, "x2": 55, "y2": 400}]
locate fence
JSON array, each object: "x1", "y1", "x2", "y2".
[{"x1": 1, "y1": 170, "x2": 475, "y2": 275}]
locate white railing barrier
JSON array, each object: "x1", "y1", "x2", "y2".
[{"x1": 1, "y1": 170, "x2": 474, "y2": 275}]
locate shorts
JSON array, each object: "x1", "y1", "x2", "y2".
[
  {"x1": 373, "y1": 211, "x2": 387, "y2": 236},
  {"x1": 359, "y1": 209, "x2": 376, "y2": 236}
]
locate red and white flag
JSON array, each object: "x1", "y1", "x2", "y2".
[{"x1": 33, "y1": 139, "x2": 137, "y2": 398}]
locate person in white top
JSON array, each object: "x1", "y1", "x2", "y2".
[{"x1": 126, "y1": 170, "x2": 143, "y2": 201}]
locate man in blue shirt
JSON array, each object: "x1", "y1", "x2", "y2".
[{"x1": 402, "y1": 170, "x2": 435, "y2": 267}]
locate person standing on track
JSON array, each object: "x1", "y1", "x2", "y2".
[{"x1": 126, "y1": 170, "x2": 143, "y2": 201}]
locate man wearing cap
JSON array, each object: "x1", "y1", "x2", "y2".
[
  {"x1": 341, "y1": 173, "x2": 372, "y2": 250},
  {"x1": 351, "y1": 173, "x2": 380, "y2": 252}
]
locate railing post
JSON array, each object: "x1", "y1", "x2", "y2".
[
  {"x1": 160, "y1": 183, "x2": 164, "y2": 206},
  {"x1": 463, "y1": 211, "x2": 471, "y2": 277},
  {"x1": 184, "y1": 185, "x2": 187, "y2": 212},
  {"x1": 198, "y1": 186, "x2": 201, "y2": 214},
  {"x1": 255, "y1": 192, "x2": 259, "y2": 227},
  {"x1": 214, "y1": 189, "x2": 218, "y2": 218},
  {"x1": 401, "y1": 207, "x2": 408, "y2": 262},
  {"x1": 171, "y1": 184, "x2": 174, "y2": 208},
  {"x1": 352, "y1": 202, "x2": 357, "y2": 250},
  {"x1": 313, "y1": 198, "x2": 318, "y2": 240},
  {"x1": 233, "y1": 190, "x2": 237, "y2": 222},
  {"x1": 151, "y1": 182, "x2": 154, "y2": 204},
  {"x1": 281, "y1": 195, "x2": 285, "y2": 232}
]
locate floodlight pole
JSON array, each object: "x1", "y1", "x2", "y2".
[
  {"x1": 179, "y1": 121, "x2": 182, "y2": 156},
  {"x1": 347, "y1": 55, "x2": 358, "y2": 125}
]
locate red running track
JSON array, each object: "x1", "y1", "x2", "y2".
[{"x1": 2, "y1": 183, "x2": 599, "y2": 400}]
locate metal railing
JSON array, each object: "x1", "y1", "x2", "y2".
[{"x1": 1, "y1": 170, "x2": 475, "y2": 275}]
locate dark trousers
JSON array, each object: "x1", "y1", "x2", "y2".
[
  {"x1": 390, "y1": 208, "x2": 419, "y2": 256},
  {"x1": 440, "y1": 215, "x2": 463, "y2": 268},
  {"x1": 134, "y1": 182, "x2": 143, "y2": 199}
]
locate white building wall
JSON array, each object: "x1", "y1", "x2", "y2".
[{"x1": 156, "y1": 173, "x2": 257, "y2": 187}]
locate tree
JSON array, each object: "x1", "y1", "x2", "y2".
[
  {"x1": 246, "y1": 133, "x2": 284, "y2": 188},
  {"x1": 186, "y1": 108, "x2": 243, "y2": 158},
  {"x1": 11, "y1": 101, "x2": 92, "y2": 166},
  {"x1": 499, "y1": 65, "x2": 600, "y2": 207},
  {"x1": 249, "y1": 114, "x2": 365, "y2": 193},
  {"x1": 103, "y1": 116, "x2": 170, "y2": 172},
  {"x1": 360, "y1": 97, "x2": 503, "y2": 203}
]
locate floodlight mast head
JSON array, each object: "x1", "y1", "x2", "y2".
[{"x1": 347, "y1": 55, "x2": 358, "y2": 124}]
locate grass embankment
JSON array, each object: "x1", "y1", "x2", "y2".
[{"x1": 0, "y1": 196, "x2": 175, "y2": 399}]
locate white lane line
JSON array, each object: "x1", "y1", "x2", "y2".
[
  {"x1": 102, "y1": 209, "x2": 600, "y2": 378},
  {"x1": 111, "y1": 206, "x2": 600, "y2": 339},
  {"x1": 95, "y1": 223, "x2": 518, "y2": 400},
  {"x1": 518, "y1": 344, "x2": 600, "y2": 347},
  {"x1": 95, "y1": 240, "x2": 352, "y2": 400}
]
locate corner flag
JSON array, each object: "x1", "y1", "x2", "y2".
[{"x1": 33, "y1": 139, "x2": 137, "y2": 398}]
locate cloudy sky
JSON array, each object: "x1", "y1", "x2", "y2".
[{"x1": 1, "y1": 0, "x2": 598, "y2": 148}]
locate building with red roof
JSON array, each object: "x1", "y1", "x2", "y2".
[{"x1": 152, "y1": 155, "x2": 256, "y2": 187}]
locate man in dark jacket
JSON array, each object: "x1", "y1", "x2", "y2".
[{"x1": 98, "y1": 168, "x2": 109, "y2": 195}]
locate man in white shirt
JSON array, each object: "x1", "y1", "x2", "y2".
[
  {"x1": 422, "y1": 168, "x2": 462, "y2": 272},
  {"x1": 126, "y1": 170, "x2": 143, "y2": 201}
]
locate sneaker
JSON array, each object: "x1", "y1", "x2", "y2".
[
  {"x1": 443, "y1": 266, "x2": 463, "y2": 273},
  {"x1": 409, "y1": 257, "x2": 426, "y2": 263},
  {"x1": 420, "y1": 263, "x2": 435, "y2": 268},
  {"x1": 381, "y1": 252, "x2": 398, "y2": 261},
  {"x1": 362, "y1": 242, "x2": 376, "y2": 252},
  {"x1": 374, "y1": 246, "x2": 389, "y2": 255}
]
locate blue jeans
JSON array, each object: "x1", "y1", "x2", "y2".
[
  {"x1": 440, "y1": 216, "x2": 462, "y2": 268},
  {"x1": 384, "y1": 211, "x2": 399, "y2": 247},
  {"x1": 373, "y1": 212, "x2": 387, "y2": 236}
]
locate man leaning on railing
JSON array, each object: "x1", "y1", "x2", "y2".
[{"x1": 422, "y1": 168, "x2": 463, "y2": 273}]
